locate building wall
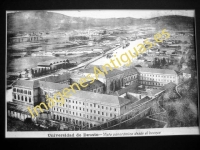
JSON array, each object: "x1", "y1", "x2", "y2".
[
  {"x1": 50, "y1": 96, "x2": 121, "y2": 128},
  {"x1": 106, "y1": 72, "x2": 138, "y2": 94},
  {"x1": 12, "y1": 86, "x2": 35, "y2": 105},
  {"x1": 138, "y1": 72, "x2": 178, "y2": 89}
]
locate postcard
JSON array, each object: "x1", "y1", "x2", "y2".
[{"x1": 6, "y1": 10, "x2": 199, "y2": 138}]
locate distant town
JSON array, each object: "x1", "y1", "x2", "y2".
[{"x1": 6, "y1": 11, "x2": 198, "y2": 131}]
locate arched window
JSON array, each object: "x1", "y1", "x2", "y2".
[
  {"x1": 21, "y1": 96, "x2": 23, "y2": 101},
  {"x1": 25, "y1": 97, "x2": 27, "y2": 102},
  {"x1": 18, "y1": 95, "x2": 20, "y2": 100},
  {"x1": 14, "y1": 94, "x2": 16, "y2": 99},
  {"x1": 29, "y1": 97, "x2": 31, "y2": 103}
]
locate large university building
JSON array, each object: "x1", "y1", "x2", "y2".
[
  {"x1": 135, "y1": 67, "x2": 179, "y2": 89},
  {"x1": 50, "y1": 90, "x2": 132, "y2": 129}
]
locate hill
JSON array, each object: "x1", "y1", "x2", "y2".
[{"x1": 7, "y1": 11, "x2": 194, "y2": 34}]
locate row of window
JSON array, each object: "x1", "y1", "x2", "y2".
[
  {"x1": 54, "y1": 114, "x2": 97, "y2": 128},
  {"x1": 54, "y1": 100, "x2": 117, "y2": 112},
  {"x1": 91, "y1": 87, "x2": 103, "y2": 93},
  {"x1": 13, "y1": 88, "x2": 32, "y2": 95},
  {"x1": 140, "y1": 80, "x2": 175, "y2": 86},
  {"x1": 141, "y1": 74, "x2": 175, "y2": 78},
  {"x1": 124, "y1": 74, "x2": 137, "y2": 82},
  {"x1": 140, "y1": 77, "x2": 175, "y2": 82},
  {"x1": 53, "y1": 107, "x2": 117, "y2": 118},
  {"x1": 13, "y1": 94, "x2": 32, "y2": 103}
]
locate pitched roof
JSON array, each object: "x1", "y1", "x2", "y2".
[
  {"x1": 81, "y1": 80, "x2": 104, "y2": 88},
  {"x1": 118, "y1": 67, "x2": 138, "y2": 76},
  {"x1": 68, "y1": 90, "x2": 131, "y2": 107},
  {"x1": 13, "y1": 80, "x2": 40, "y2": 88},
  {"x1": 39, "y1": 81, "x2": 70, "y2": 91},
  {"x1": 105, "y1": 69, "x2": 123, "y2": 78},
  {"x1": 39, "y1": 73, "x2": 71, "y2": 83},
  {"x1": 135, "y1": 67, "x2": 177, "y2": 75}
]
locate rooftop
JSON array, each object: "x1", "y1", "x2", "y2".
[
  {"x1": 135, "y1": 67, "x2": 177, "y2": 75},
  {"x1": 69, "y1": 90, "x2": 131, "y2": 107},
  {"x1": 13, "y1": 80, "x2": 40, "y2": 88},
  {"x1": 39, "y1": 73, "x2": 71, "y2": 83},
  {"x1": 39, "y1": 81, "x2": 70, "y2": 91}
]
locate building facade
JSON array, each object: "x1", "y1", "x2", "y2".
[
  {"x1": 135, "y1": 67, "x2": 179, "y2": 89},
  {"x1": 50, "y1": 90, "x2": 132, "y2": 129}
]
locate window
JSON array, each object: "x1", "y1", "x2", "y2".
[
  {"x1": 102, "y1": 112, "x2": 104, "y2": 115},
  {"x1": 24, "y1": 90, "x2": 27, "y2": 94},
  {"x1": 25, "y1": 97, "x2": 27, "y2": 102},
  {"x1": 76, "y1": 106, "x2": 77, "y2": 109},
  {"x1": 94, "y1": 110, "x2": 96, "y2": 113},
  {"x1": 66, "y1": 105, "x2": 67, "y2": 108},
  {"x1": 102, "y1": 106, "x2": 104, "y2": 109},
  {"x1": 73, "y1": 101, "x2": 74, "y2": 103},
  {"x1": 90, "y1": 116, "x2": 92, "y2": 119},
  {"x1": 28, "y1": 91, "x2": 31, "y2": 95},
  {"x1": 90, "y1": 110, "x2": 92, "y2": 113},
  {"x1": 14, "y1": 94, "x2": 16, "y2": 99},
  {"x1": 106, "y1": 107, "x2": 108, "y2": 110},
  {"x1": 69, "y1": 105, "x2": 71, "y2": 108},
  {"x1": 66, "y1": 99, "x2": 67, "y2": 102},
  {"x1": 76, "y1": 101, "x2": 77, "y2": 104},
  {"x1": 94, "y1": 116, "x2": 96, "y2": 120},
  {"x1": 69, "y1": 100, "x2": 71, "y2": 103},
  {"x1": 98, "y1": 117, "x2": 100, "y2": 120},
  {"x1": 79, "y1": 107, "x2": 81, "y2": 110},
  {"x1": 13, "y1": 88, "x2": 16, "y2": 92},
  {"x1": 21, "y1": 96, "x2": 23, "y2": 101},
  {"x1": 114, "y1": 108, "x2": 116, "y2": 111},
  {"x1": 17, "y1": 89, "x2": 20, "y2": 93},
  {"x1": 102, "y1": 118, "x2": 104, "y2": 122},
  {"x1": 79, "y1": 102, "x2": 81, "y2": 104},
  {"x1": 110, "y1": 113, "x2": 112, "y2": 117},
  {"x1": 83, "y1": 102, "x2": 84, "y2": 105},
  {"x1": 90, "y1": 104, "x2": 92, "y2": 107},
  {"x1": 98, "y1": 111, "x2": 100, "y2": 114},
  {"x1": 98, "y1": 105, "x2": 100, "y2": 108},
  {"x1": 29, "y1": 97, "x2": 31, "y2": 103}
]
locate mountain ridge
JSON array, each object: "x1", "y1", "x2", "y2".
[{"x1": 7, "y1": 11, "x2": 194, "y2": 34}]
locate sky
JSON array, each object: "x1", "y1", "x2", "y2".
[
  {"x1": 47, "y1": 10, "x2": 194, "y2": 19},
  {"x1": 7, "y1": 10, "x2": 194, "y2": 19}
]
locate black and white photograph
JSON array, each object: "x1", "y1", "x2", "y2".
[{"x1": 5, "y1": 10, "x2": 199, "y2": 137}]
